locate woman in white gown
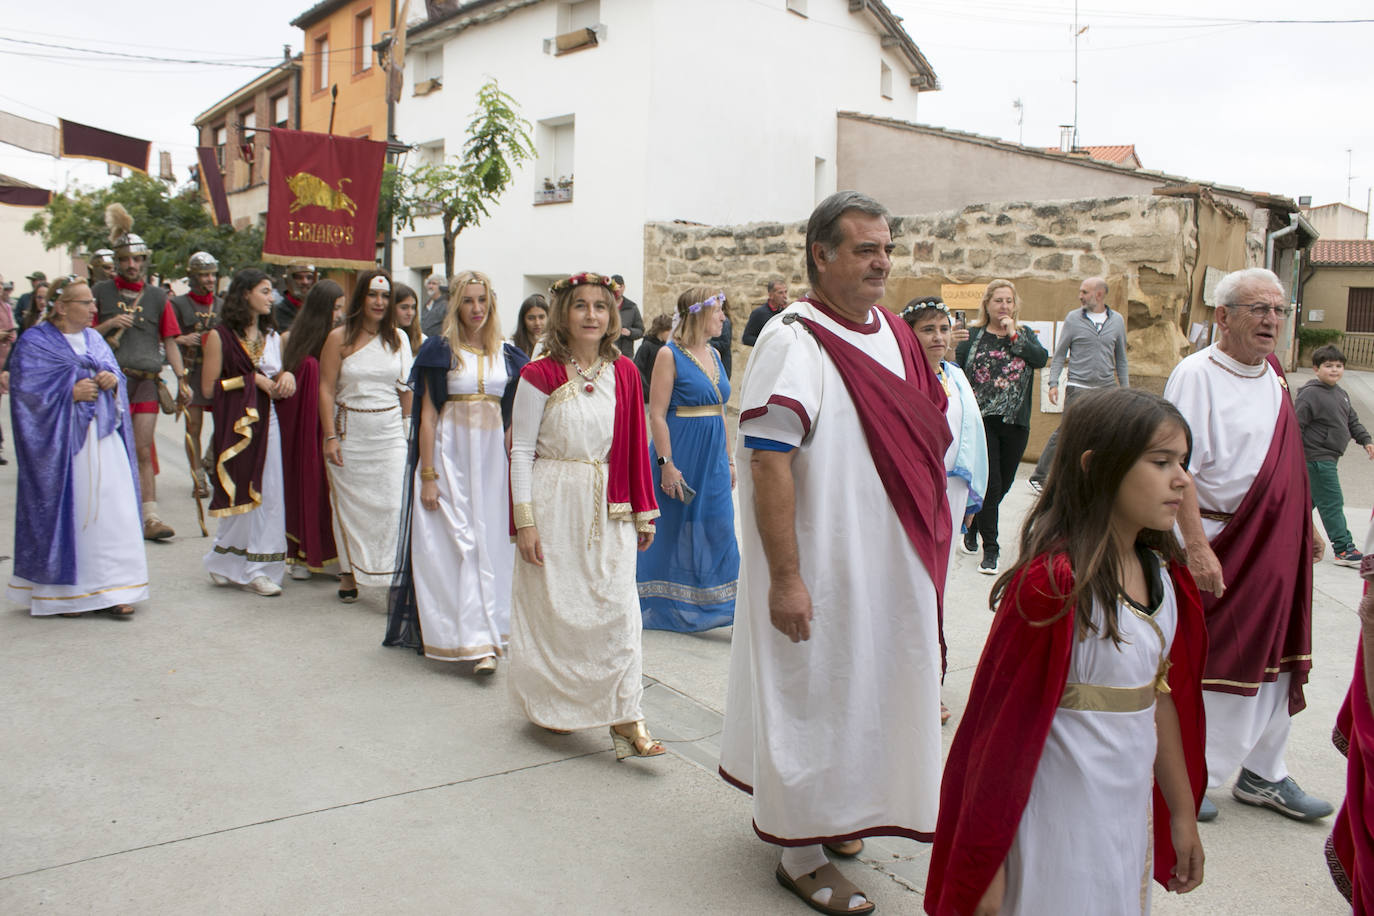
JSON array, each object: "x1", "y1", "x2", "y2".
[
  {"x1": 508, "y1": 272, "x2": 665, "y2": 760},
  {"x1": 385, "y1": 270, "x2": 527, "y2": 674},
  {"x1": 202, "y1": 269, "x2": 295, "y2": 597},
  {"x1": 7, "y1": 277, "x2": 147, "y2": 618},
  {"x1": 319, "y1": 270, "x2": 413, "y2": 602}
]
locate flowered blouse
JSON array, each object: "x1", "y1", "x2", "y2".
[{"x1": 966, "y1": 327, "x2": 1037, "y2": 424}]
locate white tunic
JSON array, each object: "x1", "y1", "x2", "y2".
[
  {"x1": 943, "y1": 365, "x2": 970, "y2": 567},
  {"x1": 719, "y1": 300, "x2": 942, "y2": 842},
  {"x1": 1002, "y1": 567, "x2": 1179, "y2": 916},
  {"x1": 204, "y1": 332, "x2": 287, "y2": 587},
  {"x1": 411, "y1": 348, "x2": 515, "y2": 661},
  {"x1": 328, "y1": 334, "x2": 413, "y2": 587},
  {"x1": 7, "y1": 332, "x2": 149, "y2": 614},
  {"x1": 507, "y1": 365, "x2": 645, "y2": 730},
  {"x1": 1163, "y1": 344, "x2": 1283, "y2": 540}
]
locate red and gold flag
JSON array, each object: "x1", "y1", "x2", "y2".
[{"x1": 263, "y1": 128, "x2": 386, "y2": 270}]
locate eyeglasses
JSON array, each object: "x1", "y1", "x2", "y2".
[{"x1": 1231, "y1": 303, "x2": 1294, "y2": 319}]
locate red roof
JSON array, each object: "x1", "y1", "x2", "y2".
[
  {"x1": 1310, "y1": 239, "x2": 1374, "y2": 267},
  {"x1": 1044, "y1": 144, "x2": 1141, "y2": 167}
]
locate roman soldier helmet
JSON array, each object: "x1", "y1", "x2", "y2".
[
  {"x1": 188, "y1": 251, "x2": 219, "y2": 273},
  {"x1": 90, "y1": 248, "x2": 115, "y2": 267},
  {"x1": 286, "y1": 262, "x2": 317, "y2": 275},
  {"x1": 105, "y1": 203, "x2": 150, "y2": 257}
]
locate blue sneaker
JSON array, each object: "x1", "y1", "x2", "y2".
[
  {"x1": 1232, "y1": 769, "x2": 1333, "y2": 821},
  {"x1": 1197, "y1": 796, "x2": 1218, "y2": 822},
  {"x1": 1334, "y1": 547, "x2": 1364, "y2": 568}
]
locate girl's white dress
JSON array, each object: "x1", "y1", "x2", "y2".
[
  {"x1": 328, "y1": 334, "x2": 413, "y2": 587},
  {"x1": 411, "y1": 349, "x2": 515, "y2": 660},
  {"x1": 1002, "y1": 561, "x2": 1178, "y2": 915}
]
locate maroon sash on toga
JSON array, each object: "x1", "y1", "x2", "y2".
[
  {"x1": 789, "y1": 308, "x2": 953, "y2": 667},
  {"x1": 1200, "y1": 354, "x2": 1312, "y2": 714},
  {"x1": 207, "y1": 324, "x2": 271, "y2": 517}
]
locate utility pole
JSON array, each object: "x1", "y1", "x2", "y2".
[
  {"x1": 1347, "y1": 149, "x2": 1356, "y2": 204},
  {"x1": 1072, "y1": 2, "x2": 1088, "y2": 151}
]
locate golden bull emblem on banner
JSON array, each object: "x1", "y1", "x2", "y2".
[{"x1": 285, "y1": 172, "x2": 357, "y2": 217}]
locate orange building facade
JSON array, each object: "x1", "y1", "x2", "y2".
[{"x1": 291, "y1": 0, "x2": 394, "y2": 141}]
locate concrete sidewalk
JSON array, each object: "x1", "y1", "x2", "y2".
[{"x1": 0, "y1": 396, "x2": 1365, "y2": 914}]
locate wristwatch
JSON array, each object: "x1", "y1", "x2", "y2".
[{"x1": 656, "y1": 455, "x2": 670, "y2": 467}]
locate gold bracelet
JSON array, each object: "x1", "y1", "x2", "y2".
[{"x1": 420, "y1": 467, "x2": 439, "y2": 481}]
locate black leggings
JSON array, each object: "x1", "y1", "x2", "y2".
[{"x1": 974, "y1": 416, "x2": 1029, "y2": 555}]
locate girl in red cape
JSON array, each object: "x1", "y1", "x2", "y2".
[{"x1": 926, "y1": 387, "x2": 1208, "y2": 915}]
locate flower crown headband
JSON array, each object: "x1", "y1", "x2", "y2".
[
  {"x1": 901, "y1": 298, "x2": 949, "y2": 319},
  {"x1": 550, "y1": 272, "x2": 616, "y2": 295},
  {"x1": 681, "y1": 291, "x2": 724, "y2": 316}
]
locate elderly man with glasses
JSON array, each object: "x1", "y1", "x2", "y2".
[{"x1": 1164, "y1": 267, "x2": 1331, "y2": 824}]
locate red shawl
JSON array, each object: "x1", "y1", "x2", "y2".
[
  {"x1": 274, "y1": 354, "x2": 337, "y2": 569},
  {"x1": 1200, "y1": 354, "x2": 1312, "y2": 714},
  {"x1": 513, "y1": 355, "x2": 658, "y2": 530},
  {"x1": 207, "y1": 325, "x2": 270, "y2": 517},
  {"x1": 925, "y1": 553, "x2": 1208, "y2": 916},
  {"x1": 791, "y1": 305, "x2": 952, "y2": 665}
]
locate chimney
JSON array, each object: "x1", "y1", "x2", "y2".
[{"x1": 1058, "y1": 125, "x2": 1073, "y2": 153}]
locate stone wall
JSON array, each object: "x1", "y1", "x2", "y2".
[{"x1": 643, "y1": 195, "x2": 1239, "y2": 455}]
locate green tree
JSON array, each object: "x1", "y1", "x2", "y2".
[
  {"x1": 24, "y1": 172, "x2": 265, "y2": 280},
  {"x1": 390, "y1": 79, "x2": 534, "y2": 279}
]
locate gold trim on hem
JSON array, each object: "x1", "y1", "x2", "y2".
[
  {"x1": 24, "y1": 582, "x2": 150, "y2": 601},
  {"x1": 1058, "y1": 682, "x2": 1157, "y2": 713},
  {"x1": 422, "y1": 642, "x2": 508, "y2": 660},
  {"x1": 215, "y1": 405, "x2": 259, "y2": 506},
  {"x1": 673, "y1": 404, "x2": 724, "y2": 418}
]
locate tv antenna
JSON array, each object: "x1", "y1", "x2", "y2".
[
  {"x1": 1012, "y1": 98, "x2": 1024, "y2": 145},
  {"x1": 1072, "y1": 1, "x2": 1088, "y2": 152}
]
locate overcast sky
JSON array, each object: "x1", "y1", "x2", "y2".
[{"x1": 2, "y1": 0, "x2": 1371, "y2": 229}]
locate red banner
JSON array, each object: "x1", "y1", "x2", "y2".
[
  {"x1": 196, "y1": 147, "x2": 232, "y2": 226},
  {"x1": 262, "y1": 128, "x2": 386, "y2": 270},
  {"x1": 59, "y1": 119, "x2": 150, "y2": 173}
]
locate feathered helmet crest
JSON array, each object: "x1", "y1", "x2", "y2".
[{"x1": 105, "y1": 203, "x2": 149, "y2": 258}]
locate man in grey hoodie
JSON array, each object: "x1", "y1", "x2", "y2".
[{"x1": 1029, "y1": 276, "x2": 1129, "y2": 490}]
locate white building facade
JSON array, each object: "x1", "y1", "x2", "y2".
[{"x1": 393, "y1": 0, "x2": 937, "y2": 325}]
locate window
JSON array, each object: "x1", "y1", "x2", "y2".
[
  {"x1": 240, "y1": 110, "x2": 256, "y2": 185},
  {"x1": 214, "y1": 125, "x2": 227, "y2": 170},
  {"x1": 535, "y1": 116, "x2": 575, "y2": 204},
  {"x1": 1349, "y1": 288, "x2": 1374, "y2": 333},
  {"x1": 418, "y1": 140, "x2": 445, "y2": 168},
  {"x1": 558, "y1": 0, "x2": 599, "y2": 32},
  {"x1": 414, "y1": 48, "x2": 442, "y2": 94},
  {"x1": 272, "y1": 94, "x2": 290, "y2": 128},
  {"x1": 355, "y1": 11, "x2": 374, "y2": 72},
  {"x1": 880, "y1": 60, "x2": 893, "y2": 99},
  {"x1": 786, "y1": 0, "x2": 808, "y2": 17},
  {"x1": 313, "y1": 34, "x2": 330, "y2": 92}
]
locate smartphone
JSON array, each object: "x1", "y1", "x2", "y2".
[
  {"x1": 678, "y1": 481, "x2": 697, "y2": 506},
  {"x1": 953, "y1": 310, "x2": 966, "y2": 328}
]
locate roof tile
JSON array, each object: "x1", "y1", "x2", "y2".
[{"x1": 1310, "y1": 239, "x2": 1374, "y2": 267}]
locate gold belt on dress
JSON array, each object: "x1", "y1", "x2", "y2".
[
  {"x1": 335, "y1": 401, "x2": 398, "y2": 440},
  {"x1": 674, "y1": 404, "x2": 722, "y2": 418},
  {"x1": 1058, "y1": 682, "x2": 1157, "y2": 713},
  {"x1": 1199, "y1": 509, "x2": 1234, "y2": 523},
  {"x1": 541, "y1": 456, "x2": 607, "y2": 546},
  {"x1": 447, "y1": 394, "x2": 501, "y2": 404}
]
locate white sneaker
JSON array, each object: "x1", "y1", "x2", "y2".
[
  {"x1": 474, "y1": 656, "x2": 497, "y2": 676},
  {"x1": 209, "y1": 573, "x2": 231, "y2": 586},
  {"x1": 243, "y1": 576, "x2": 282, "y2": 597},
  {"x1": 288, "y1": 565, "x2": 312, "y2": 581}
]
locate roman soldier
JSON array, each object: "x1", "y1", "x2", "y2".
[
  {"x1": 88, "y1": 248, "x2": 116, "y2": 285},
  {"x1": 169, "y1": 251, "x2": 222, "y2": 499},
  {"x1": 92, "y1": 204, "x2": 192, "y2": 540},
  {"x1": 275, "y1": 262, "x2": 316, "y2": 332}
]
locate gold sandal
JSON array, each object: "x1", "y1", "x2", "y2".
[{"x1": 610, "y1": 721, "x2": 665, "y2": 760}]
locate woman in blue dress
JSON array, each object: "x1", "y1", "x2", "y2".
[{"x1": 638, "y1": 287, "x2": 740, "y2": 632}]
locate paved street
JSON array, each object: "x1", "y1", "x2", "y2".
[{"x1": 2, "y1": 369, "x2": 1371, "y2": 914}]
